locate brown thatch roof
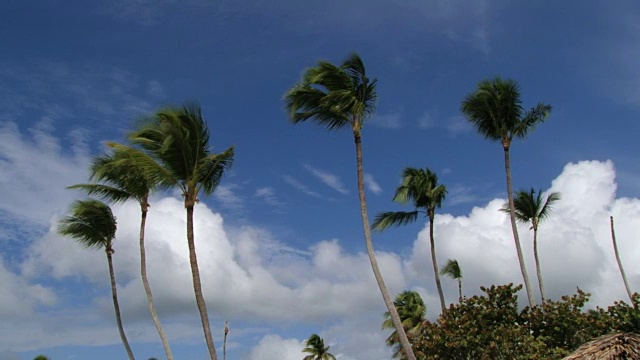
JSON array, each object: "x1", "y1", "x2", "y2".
[{"x1": 562, "y1": 332, "x2": 640, "y2": 360}]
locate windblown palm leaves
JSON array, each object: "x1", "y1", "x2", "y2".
[
  {"x1": 461, "y1": 77, "x2": 552, "y2": 307},
  {"x1": 502, "y1": 188, "x2": 560, "y2": 302},
  {"x1": 373, "y1": 167, "x2": 448, "y2": 312},
  {"x1": 69, "y1": 149, "x2": 174, "y2": 360},
  {"x1": 285, "y1": 53, "x2": 416, "y2": 360},
  {"x1": 440, "y1": 259, "x2": 463, "y2": 303},
  {"x1": 302, "y1": 334, "x2": 337, "y2": 360},
  {"x1": 382, "y1": 291, "x2": 426, "y2": 359},
  {"x1": 129, "y1": 103, "x2": 234, "y2": 360},
  {"x1": 58, "y1": 199, "x2": 135, "y2": 360}
]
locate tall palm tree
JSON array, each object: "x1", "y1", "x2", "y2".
[
  {"x1": 128, "y1": 103, "x2": 234, "y2": 360},
  {"x1": 284, "y1": 53, "x2": 416, "y2": 360},
  {"x1": 302, "y1": 334, "x2": 336, "y2": 360},
  {"x1": 461, "y1": 77, "x2": 551, "y2": 307},
  {"x1": 382, "y1": 291, "x2": 426, "y2": 359},
  {"x1": 69, "y1": 148, "x2": 174, "y2": 360},
  {"x1": 502, "y1": 188, "x2": 560, "y2": 302},
  {"x1": 223, "y1": 320, "x2": 229, "y2": 360},
  {"x1": 58, "y1": 199, "x2": 135, "y2": 360},
  {"x1": 440, "y1": 259, "x2": 463, "y2": 303},
  {"x1": 373, "y1": 167, "x2": 448, "y2": 312},
  {"x1": 610, "y1": 216, "x2": 634, "y2": 304}
]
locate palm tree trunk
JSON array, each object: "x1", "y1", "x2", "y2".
[
  {"x1": 353, "y1": 129, "x2": 416, "y2": 360},
  {"x1": 429, "y1": 215, "x2": 446, "y2": 312},
  {"x1": 106, "y1": 248, "x2": 135, "y2": 360},
  {"x1": 186, "y1": 202, "x2": 218, "y2": 360},
  {"x1": 139, "y1": 204, "x2": 174, "y2": 360},
  {"x1": 223, "y1": 321, "x2": 228, "y2": 360},
  {"x1": 503, "y1": 145, "x2": 535, "y2": 307},
  {"x1": 458, "y1": 279, "x2": 462, "y2": 303},
  {"x1": 610, "y1": 216, "x2": 634, "y2": 303},
  {"x1": 532, "y1": 227, "x2": 546, "y2": 302}
]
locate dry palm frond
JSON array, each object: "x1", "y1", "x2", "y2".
[{"x1": 562, "y1": 332, "x2": 640, "y2": 360}]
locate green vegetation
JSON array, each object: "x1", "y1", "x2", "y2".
[
  {"x1": 302, "y1": 334, "x2": 336, "y2": 360},
  {"x1": 440, "y1": 259, "x2": 463, "y2": 303}
]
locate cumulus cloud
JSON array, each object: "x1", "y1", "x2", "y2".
[{"x1": 248, "y1": 335, "x2": 305, "y2": 360}]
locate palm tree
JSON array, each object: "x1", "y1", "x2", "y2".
[
  {"x1": 440, "y1": 259, "x2": 463, "y2": 303},
  {"x1": 302, "y1": 334, "x2": 336, "y2": 360},
  {"x1": 284, "y1": 53, "x2": 416, "y2": 360},
  {"x1": 58, "y1": 199, "x2": 135, "y2": 360},
  {"x1": 373, "y1": 167, "x2": 448, "y2": 312},
  {"x1": 68, "y1": 148, "x2": 174, "y2": 359},
  {"x1": 223, "y1": 320, "x2": 229, "y2": 360},
  {"x1": 33, "y1": 356, "x2": 50, "y2": 360},
  {"x1": 128, "y1": 103, "x2": 234, "y2": 360},
  {"x1": 461, "y1": 77, "x2": 551, "y2": 307},
  {"x1": 382, "y1": 291, "x2": 426, "y2": 359},
  {"x1": 502, "y1": 188, "x2": 560, "y2": 302},
  {"x1": 610, "y1": 216, "x2": 634, "y2": 304}
]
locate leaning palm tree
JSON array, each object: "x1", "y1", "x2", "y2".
[
  {"x1": 58, "y1": 199, "x2": 135, "y2": 360},
  {"x1": 284, "y1": 53, "x2": 416, "y2": 360},
  {"x1": 610, "y1": 216, "x2": 634, "y2": 304},
  {"x1": 502, "y1": 188, "x2": 560, "y2": 302},
  {"x1": 461, "y1": 77, "x2": 552, "y2": 307},
  {"x1": 382, "y1": 291, "x2": 426, "y2": 359},
  {"x1": 302, "y1": 334, "x2": 336, "y2": 360},
  {"x1": 440, "y1": 259, "x2": 463, "y2": 303},
  {"x1": 128, "y1": 104, "x2": 234, "y2": 360},
  {"x1": 373, "y1": 167, "x2": 448, "y2": 313},
  {"x1": 69, "y1": 149, "x2": 174, "y2": 359}
]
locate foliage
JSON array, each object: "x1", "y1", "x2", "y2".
[
  {"x1": 392, "y1": 284, "x2": 640, "y2": 360},
  {"x1": 302, "y1": 334, "x2": 336, "y2": 360},
  {"x1": 33, "y1": 356, "x2": 49, "y2": 360},
  {"x1": 383, "y1": 291, "x2": 427, "y2": 358}
]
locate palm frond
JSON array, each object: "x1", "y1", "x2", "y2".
[
  {"x1": 58, "y1": 199, "x2": 116, "y2": 249},
  {"x1": 68, "y1": 184, "x2": 132, "y2": 203},
  {"x1": 372, "y1": 211, "x2": 419, "y2": 231},
  {"x1": 513, "y1": 103, "x2": 552, "y2": 138},
  {"x1": 196, "y1": 147, "x2": 235, "y2": 195},
  {"x1": 440, "y1": 259, "x2": 462, "y2": 279}
]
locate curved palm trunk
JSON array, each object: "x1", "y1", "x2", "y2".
[
  {"x1": 457, "y1": 279, "x2": 462, "y2": 303},
  {"x1": 428, "y1": 215, "x2": 446, "y2": 312},
  {"x1": 186, "y1": 201, "x2": 218, "y2": 360},
  {"x1": 532, "y1": 226, "x2": 546, "y2": 302},
  {"x1": 503, "y1": 145, "x2": 535, "y2": 307},
  {"x1": 139, "y1": 203, "x2": 174, "y2": 360},
  {"x1": 353, "y1": 130, "x2": 416, "y2": 360},
  {"x1": 610, "y1": 216, "x2": 633, "y2": 304},
  {"x1": 106, "y1": 247, "x2": 135, "y2": 360}
]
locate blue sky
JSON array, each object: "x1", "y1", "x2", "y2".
[{"x1": 1, "y1": 1, "x2": 639, "y2": 359}]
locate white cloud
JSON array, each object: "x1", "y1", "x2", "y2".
[
  {"x1": 417, "y1": 111, "x2": 472, "y2": 135},
  {"x1": 214, "y1": 184, "x2": 245, "y2": 211},
  {"x1": 282, "y1": 175, "x2": 321, "y2": 198},
  {"x1": 255, "y1": 187, "x2": 286, "y2": 208},
  {"x1": 364, "y1": 173, "x2": 383, "y2": 195},
  {"x1": 304, "y1": 164, "x2": 349, "y2": 195},
  {"x1": 248, "y1": 335, "x2": 305, "y2": 360}
]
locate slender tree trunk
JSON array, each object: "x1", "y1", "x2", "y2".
[
  {"x1": 223, "y1": 321, "x2": 228, "y2": 360},
  {"x1": 610, "y1": 216, "x2": 634, "y2": 304},
  {"x1": 139, "y1": 202, "x2": 173, "y2": 360},
  {"x1": 186, "y1": 199, "x2": 218, "y2": 360},
  {"x1": 458, "y1": 279, "x2": 462, "y2": 303},
  {"x1": 532, "y1": 226, "x2": 546, "y2": 302},
  {"x1": 503, "y1": 144, "x2": 535, "y2": 307},
  {"x1": 106, "y1": 247, "x2": 135, "y2": 360},
  {"x1": 429, "y1": 214, "x2": 446, "y2": 312},
  {"x1": 353, "y1": 129, "x2": 416, "y2": 360}
]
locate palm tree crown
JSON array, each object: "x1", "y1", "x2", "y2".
[
  {"x1": 372, "y1": 167, "x2": 447, "y2": 230},
  {"x1": 302, "y1": 334, "x2": 336, "y2": 360},
  {"x1": 382, "y1": 291, "x2": 426, "y2": 359},
  {"x1": 58, "y1": 199, "x2": 117, "y2": 250},
  {"x1": 285, "y1": 53, "x2": 376, "y2": 132},
  {"x1": 460, "y1": 77, "x2": 551, "y2": 148},
  {"x1": 504, "y1": 188, "x2": 560, "y2": 230},
  {"x1": 441, "y1": 259, "x2": 463, "y2": 302}
]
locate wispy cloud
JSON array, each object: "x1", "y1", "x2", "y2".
[
  {"x1": 364, "y1": 173, "x2": 383, "y2": 195},
  {"x1": 303, "y1": 164, "x2": 349, "y2": 195},
  {"x1": 255, "y1": 187, "x2": 287, "y2": 208},
  {"x1": 214, "y1": 184, "x2": 245, "y2": 211},
  {"x1": 418, "y1": 111, "x2": 472, "y2": 135},
  {"x1": 368, "y1": 112, "x2": 402, "y2": 129},
  {"x1": 447, "y1": 184, "x2": 483, "y2": 206},
  {"x1": 282, "y1": 175, "x2": 321, "y2": 198},
  {"x1": 97, "y1": 0, "x2": 212, "y2": 26}
]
